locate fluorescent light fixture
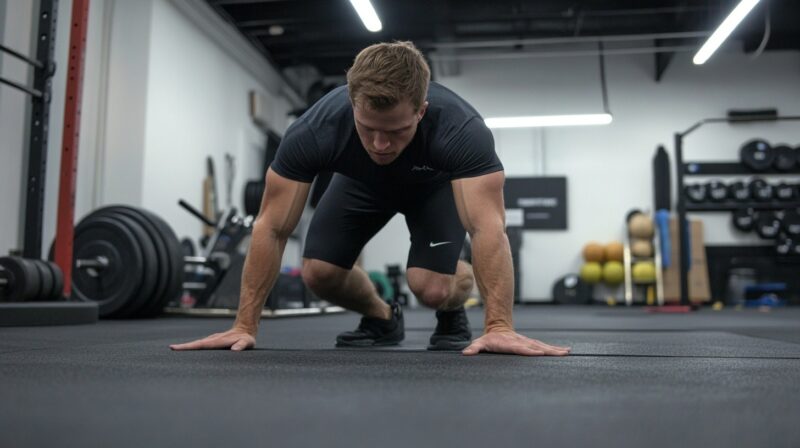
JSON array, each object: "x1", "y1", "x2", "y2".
[
  {"x1": 485, "y1": 113, "x2": 613, "y2": 129},
  {"x1": 349, "y1": 0, "x2": 382, "y2": 32},
  {"x1": 693, "y1": 0, "x2": 760, "y2": 65}
]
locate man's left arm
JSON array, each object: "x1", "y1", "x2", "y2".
[{"x1": 451, "y1": 171, "x2": 571, "y2": 357}]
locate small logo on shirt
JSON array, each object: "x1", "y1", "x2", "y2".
[
  {"x1": 412, "y1": 165, "x2": 435, "y2": 172},
  {"x1": 429, "y1": 241, "x2": 452, "y2": 248}
]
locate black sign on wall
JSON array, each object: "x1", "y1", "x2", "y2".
[{"x1": 503, "y1": 177, "x2": 568, "y2": 230}]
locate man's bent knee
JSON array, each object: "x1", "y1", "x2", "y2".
[
  {"x1": 407, "y1": 269, "x2": 453, "y2": 309},
  {"x1": 302, "y1": 259, "x2": 349, "y2": 293}
]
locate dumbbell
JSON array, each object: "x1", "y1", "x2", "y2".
[
  {"x1": 776, "y1": 234, "x2": 800, "y2": 256},
  {"x1": 774, "y1": 183, "x2": 796, "y2": 201},
  {"x1": 728, "y1": 180, "x2": 751, "y2": 202},
  {"x1": 749, "y1": 178, "x2": 774, "y2": 202},
  {"x1": 0, "y1": 257, "x2": 64, "y2": 302},
  {"x1": 795, "y1": 145, "x2": 800, "y2": 167},
  {"x1": 707, "y1": 180, "x2": 728, "y2": 202},
  {"x1": 755, "y1": 211, "x2": 782, "y2": 239},
  {"x1": 783, "y1": 209, "x2": 800, "y2": 237},
  {"x1": 740, "y1": 139, "x2": 775, "y2": 171},
  {"x1": 773, "y1": 145, "x2": 796, "y2": 171},
  {"x1": 684, "y1": 183, "x2": 707, "y2": 203},
  {"x1": 732, "y1": 208, "x2": 757, "y2": 232}
]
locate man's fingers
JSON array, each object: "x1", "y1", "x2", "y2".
[
  {"x1": 540, "y1": 347, "x2": 570, "y2": 356},
  {"x1": 170, "y1": 338, "x2": 216, "y2": 351},
  {"x1": 231, "y1": 338, "x2": 251, "y2": 351},
  {"x1": 460, "y1": 333, "x2": 573, "y2": 357},
  {"x1": 525, "y1": 338, "x2": 571, "y2": 354},
  {"x1": 462, "y1": 340, "x2": 485, "y2": 356},
  {"x1": 515, "y1": 346, "x2": 546, "y2": 356},
  {"x1": 170, "y1": 335, "x2": 229, "y2": 351}
]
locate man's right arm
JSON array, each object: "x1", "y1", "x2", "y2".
[
  {"x1": 233, "y1": 168, "x2": 311, "y2": 334},
  {"x1": 170, "y1": 168, "x2": 311, "y2": 351}
]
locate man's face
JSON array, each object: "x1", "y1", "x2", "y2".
[{"x1": 353, "y1": 99, "x2": 428, "y2": 165}]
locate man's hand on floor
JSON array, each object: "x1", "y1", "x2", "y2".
[
  {"x1": 170, "y1": 328, "x2": 256, "y2": 351},
  {"x1": 462, "y1": 330, "x2": 571, "y2": 356}
]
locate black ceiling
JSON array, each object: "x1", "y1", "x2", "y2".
[{"x1": 207, "y1": 0, "x2": 798, "y2": 80}]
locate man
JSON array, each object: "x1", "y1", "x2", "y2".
[{"x1": 171, "y1": 41, "x2": 570, "y2": 357}]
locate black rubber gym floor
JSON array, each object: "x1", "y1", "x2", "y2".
[{"x1": 2, "y1": 306, "x2": 800, "y2": 448}]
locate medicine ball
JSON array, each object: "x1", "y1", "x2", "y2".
[
  {"x1": 631, "y1": 239, "x2": 654, "y2": 258},
  {"x1": 629, "y1": 214, "x2": 655, "y2": 239},
  {"x1": 604, "y1": 241, "x2": 624, "y2": 263},
  {"x1": 632, "y1": 262, "x2": 656, "y2": 284},
  {"x1": 603, "y1": 261, "x2": 624, "y2": 285},
  {"x1": 552, "y1": 274, "x2": 592, "y2": 305},
  {"x1": 582, "y1": 242, "x2": 605, "y2": 263},
  {"x1": 580, "y1": 263, "x2": 603, "y2": 284}
]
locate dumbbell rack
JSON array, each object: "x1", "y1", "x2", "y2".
[{"x1": 674, "y1": 114, "x2": 800, "y2": 306}]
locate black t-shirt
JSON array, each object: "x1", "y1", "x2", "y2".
[{"x1": 271, "y1": 82, "x2": 503, "y2": 196}]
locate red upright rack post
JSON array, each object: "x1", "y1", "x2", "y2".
[{"x1": 54, "y1": 0, "x2": 90, "y2": 296}]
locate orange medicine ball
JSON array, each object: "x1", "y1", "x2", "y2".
[
  {"x1": 582, "y1": 242, "x2": 605, "y2": 263},
  {"x1": 604, "y1": 241, "x2": 624, "y2": 263}
]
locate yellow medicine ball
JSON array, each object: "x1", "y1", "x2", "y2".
[
  {"x1": 632, "y1": 261, "x2": 656, "y2": 284},
  {"x1": 603, "y1": 261, "x2": 624, "y2": 285},
  {"x1": 580, "y1": 262, "x2": 603, "y2": 284}
]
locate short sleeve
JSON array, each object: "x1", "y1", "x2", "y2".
[
  {"x1": 442, "y1": 117, "x2": 503, "y2": 179},
  {"x1": 270, "y1": 121, "x2": 324, "y2": 183}
]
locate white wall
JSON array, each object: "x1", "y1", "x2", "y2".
[
  {"x1": 363, "y1": 48, "x2": 800, "y2": 300},
  {"x1": 142, "y1": 0, "x2": 293, "y2": 245}
]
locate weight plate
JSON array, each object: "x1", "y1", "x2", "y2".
[
  {"x1": 244, "y1": 181, "x2": 263, "y2": 216},
  {"x1": 48, "y1": 261, "x2": 65, "y2": 300},
  {"x1": 72, "y1": 216, "x2": 145, "y2": 317},
  {"x1": 0, "y1": 257, "x2": 40, "y2": 302},
  {"x1": 31, "y1": 260, "x2": 54, "y2": 302},
  {"x1": 40, "y1": 260, "x2": 59, "y2": 300},
  {"x1": 87, "y1": 207, "x2": 167, "y2": 318},
  {"x1": 773, "y1": 145, "x2": 795, "y2": 171},
  {"x1": 136, "y1": 208, "x2": 184, "y2": 317},
  {"x1": 180, "y1": 238, "x2": 196, "y2": 257},
  {"x1": 740, "y1": 139, "x2": 774, "y2": 171},
  {"x1": 105, "y1": 212, "x2": 160, "y2": 317}
]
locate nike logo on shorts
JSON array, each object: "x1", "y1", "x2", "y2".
[{"x1": 429, "y1": 241, "x2": 452, "y2": 248}]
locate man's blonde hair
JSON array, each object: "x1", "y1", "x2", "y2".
[{"x1": 346, "y1": 41, "x2": 431, "y2": 111}]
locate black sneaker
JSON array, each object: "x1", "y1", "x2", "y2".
[
  {"x1": 335, "y1": 302, "x2": 404, "y2": 347},
  {"x1": 427, "y1": 307, "x2": 472, "y2": 351}
]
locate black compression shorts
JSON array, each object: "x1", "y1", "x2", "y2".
[{"x1": 303, "y1": 174, "x2": 465, "y2": 275}]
